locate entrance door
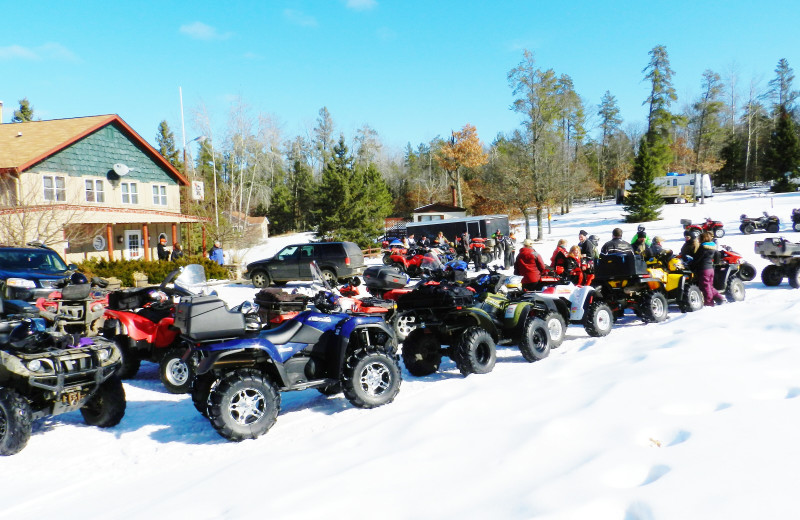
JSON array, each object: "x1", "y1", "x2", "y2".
[{"x1": 124, "y1": 230, "x2": 143, "y2": 260}]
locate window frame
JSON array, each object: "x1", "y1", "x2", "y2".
[
  {"x1": 42, "y1": 175, "x2": 66, "y2": 202},
  {"x1": 121, "y1": 182, "x2": 139, "y2": 204},
  {"x1": 152, "y1": 184, "x2": 168, "y2": 206},
  {"x1": 85, "y1": 179, "x2": 105, "y2": 203}
]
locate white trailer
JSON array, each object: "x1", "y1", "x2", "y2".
[{"x1": 621, "y1": 173, "x2": 713, "y2": 203}]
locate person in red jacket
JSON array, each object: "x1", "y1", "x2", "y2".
[
  {"x1": 550, "y1": 239, "x2": 569, "y2": 274},
  {"x1": 514, "y1": 239, "x2": 547, "y2": 290}
]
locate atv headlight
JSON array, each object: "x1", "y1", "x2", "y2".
[
  {"x1": 6, "y1": 278, "x2": 36, "y2": 289},
  {"x1": 26, "y1": 358, "x2": 54, "y2": 374},
  {"x1": 27, "y1": 359, "x2": 42, "y2": 372},
  {"x1": 97, "y1": 347, "x2": 111, "y2": 362}
]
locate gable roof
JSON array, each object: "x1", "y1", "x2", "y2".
[
  {"x1": 0, "y1": 115, "x2": 188, "y2": 185},
  {"x1": 413, "y1": 202, "x2": 466, "y2": 213}
]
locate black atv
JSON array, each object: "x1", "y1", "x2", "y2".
[
  {"x1": 176, "y1": 291, "x2": 402, "y2": 442},
  {"x1": 0, "y1": 298, "x2": 126, "y2": 455},
  {"x1": 591, "y1": 252, "x2": 669, "y2": 324},
  {"x1": 791, "y1": 208, "x2": 800, "y2": 233},
  {"x1": 740, "y1": 212, "x2": 780, "y2": 234}
]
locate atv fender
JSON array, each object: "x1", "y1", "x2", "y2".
[
  {"x1": 447, "y1": 308, "x2": 500, "y2": 342},
  {"x1": 568, "y1": 285, "x2": 596, "y2": 321},
  {"x1": 333, "y1": 319, "x2": 396, "y2": 375},
  {"x1": 195, "y1": 348, "x2": 247, "y2": 375}
]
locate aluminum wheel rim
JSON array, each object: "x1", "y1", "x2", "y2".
[
  {"x1": 360, "y1": 362, "x2": 391, "y2": 396},
  {"x1": 596, "y1": 310, "x2": 611, "y2": 331},
  {"x1": 166, "y1": 358, "x2": 190, "y2": 385},
  {"x1": 652, "y1": 297, "x2": 665, "y2": 317},
  {"x1": 547, "y1": 319, "x2": 564, "y2": 342},
  {"x1": 396, "y1": 314, "x2": 416, "y2": 336},
  {"x1": 0, "y1": 408, "x2": 6, "y2": 439},
  {"x1": 229, "y1": 388, "x2": 266, "y2": 426}
]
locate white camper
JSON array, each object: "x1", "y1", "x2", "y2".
[{"x1": 622, "y1": 173, "x2": 713, "y2": 203}]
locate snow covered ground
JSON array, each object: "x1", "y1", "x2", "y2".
[{"x1": 4, "y1": 189, "x2": 800, "y2": 520}]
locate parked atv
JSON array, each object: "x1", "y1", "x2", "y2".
[
  {"x1": 381, "y1": 240, "x2": 406, "y2": 265},
  {"x1": 718, "y1": 244, "x2": 757, "y2": 281},
  {"x1": 178, "y1": 291, "x2": 401, "y2": 442},
  {"x1": 681, "y1": 218, "x2": 725, "y2": 239},
  {"x1": 0, "y1": 298, "x2": 125, "y2": 455},
  {"x1": 791, "y1": 208, "x2": 800, "y2": 232},
  {"x1": 646, "y1": 252, "x2": 704, "y2": 312},
  {"x1": 755, "y1": 237, "x2": 800, "y2": 288},
  {"x1": 740, "y1": 212, "x2": 780, "y2": 234},
  {"x1": 101, "y1": 264, "x2": 211, "y2": 393},
  {"x1": 389, "y1": 247, "x2": 430, "y2": 277},
  {"x1": 35, "y1": 273, "x2": 109, "y2": 336},
  {"x1": 591, "y1": 252, "x2": 669, "y2": 324}
]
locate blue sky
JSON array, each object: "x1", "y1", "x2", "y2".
[{"x1": 2, "y1": 1, "x2": 798, "y2": 154}]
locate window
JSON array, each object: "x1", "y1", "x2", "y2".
[
  {"x1": 121, "y1": 182, "x2": 138, "y2": 204},
  {"x1": 43, "y1": 175, "x2": 66, "y2": 202},
  {"x1": 152, "y1": 185, "x2": 167, "y2": 206},
  {"x1": 85, "y1": 179, "x2": 105, "y2": 203},
  {"x1": 0, "y1": 177, "x2": 17, "y2": 206}
]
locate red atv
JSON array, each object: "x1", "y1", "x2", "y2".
[
  {"x1": 389, "y1": 247, "x2": 429, "y2": 277},
  {"x1": 101, "y1": 264, "x2": 209, "y2": 393},
  {"x1": 718, "y1": 244, "x2": 757, "y2": 281},
  {"x1": 381, "y1": 239, "x2": 406, "y2": 265},
  {"x1": 681, "y1": 218, "x2": 725, "y2": 239}
]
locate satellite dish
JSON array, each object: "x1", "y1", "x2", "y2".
[{"x1": 113, "y1": 163, "x2": 130, "y2": 176}]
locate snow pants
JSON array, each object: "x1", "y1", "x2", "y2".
[{"x1": 698, "y1": 268, "x2": 723, "y2": 305}]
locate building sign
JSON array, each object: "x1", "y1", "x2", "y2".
[
  {"x1": 93, "y1": 235, "x2": 106, "y2": 251},
  {"x1": 192, "y1": 180, "x2": 205, "y2": 201}
]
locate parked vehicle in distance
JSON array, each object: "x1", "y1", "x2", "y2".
[
  {"x1": 755, "y1": 237, "x2": 800, "y2": 288},
  {"x1": 244, "y1": 242, "x2": 365, "y2": 288},
  {"x1": 0, "y1": 244, "x2": 78, "y2": 301},
  {"x1": 791, "y1": 208, "x2": 800, "y2": 232},
  {"x1": 740, "y1": 212, "x2": 780, "y2": 234}
]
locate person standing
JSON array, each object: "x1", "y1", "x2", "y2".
[
  {"x1": 157, "y1": 236, "x2": 170, "y2": 261},
  {"x1": 493, "y1": 229, "x2": 506, "y2": 262},
  {"x1": 209, "y1": 240, "x2": 224, "y2": 265},
  {"x1": 170, "y1": 243, "x2": 184, "y2": 262},
  {"x1": 503, "y1": 233, "x2": 515, "y2": 270},
  {"x1": 514, "y1": 239, "x2": 547, "y2": 290},
  {"x1": 679, "y1": 229, "x2": 699, "y2": 260},
  {"x1": 578, "y1": 230, "x2": 598, "y2": 259},
  {"x1": 689, "y1": 231, "x2": 724, "y2": 306},
  {"x1": 600, "y1": 228, "x2": 633, "y2": 255}
]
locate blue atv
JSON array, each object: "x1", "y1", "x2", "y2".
[{"x1": 174, "y1": 290, "x2": 402, "y2": 442}]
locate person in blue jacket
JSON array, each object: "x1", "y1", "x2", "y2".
[{"x1": 209, "y1": 240, "x2": 224, "y2": 265}]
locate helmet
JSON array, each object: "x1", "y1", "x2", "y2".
[
  {"x1": 70, "y1": 272, "x2": 89, "y2": 285},
  {"x1": 637, "y1": 225, "x2": 646, "y2": 233}
]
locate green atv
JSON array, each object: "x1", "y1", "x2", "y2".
[{"x1": 400, "y1": 287, "x2": 552, "y2": 378}]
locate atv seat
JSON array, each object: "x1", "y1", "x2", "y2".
[{"x1": 260, "y1": 319, "x2": 303, "y2": 344}]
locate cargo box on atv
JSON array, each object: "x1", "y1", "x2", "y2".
[
  {"x1": 108, "y1": 287, "x2": 153, "y2": 310},
  {"x1": 174, "y1": 295, "x2": 247, "y2": 341},
  {"x1": 396, "y1": 282, "x2": 474, "y2": 311},
  {"x1": 253, "y1": 288, "x2": 309, "y2": 324},
  {"x1": 594, "y1": 252, "x2": 649, "y2": 280},
  {"x1": 754, "y1": 238, "x2": 800, "y2": 258},
  {"x1": 363, "y1": 265, "x2": 408, "y2": 290}
]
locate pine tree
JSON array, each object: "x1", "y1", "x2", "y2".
[
  {"x1": 11, "y1": 98, "x2": 34, "y2": 122},
  {"x1": 624, "y1": 135, "x2": 665, "y2": 222},
  {"x1": 156, "y1": 120, "x2": 183, "y2": 171},
  {"x1": 763, "y1": 106, "x2": 800, "y2": 191}
]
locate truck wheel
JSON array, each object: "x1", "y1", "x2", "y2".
[
  {"x1": 767, "y1": 223, "x2": 780, "y2": 233},
  {"x1": 208, "y1": 369, "x2": 280, "y2": 441},
  {"x1": 542, "y1": 311, "x2": 566, "y2": 348},
  {"x1": 519, "y1": 317, "x2": 550, "y2": 363},
  {"x1": 738, "y1": 262, "x2": 757, "y2": 281},
  {"x1": 320, "y1": 269, "x2": 337, "y2": 286},
  {"x1": 743, "y1": 223, "x2": 755, "y2": 234},
  {"x1": 454, "y1": 326, "x2": 496, "y2": 376},
  {"x1": 583, "y1": 301, "x2": 613, "y2": 337},
  {"x1": 80, "y1": 376, "x2": 126, "y2": 428},
  {"x1": 191, "y1": 373, "x2": 219, "y2": 418},
  {"x1": 401, "y1": 329, "x2": 442, "y2": 376},
  {"x1": 679, "y1": 284, "x2": 704, "y2": 313},
  {"x1": 159, "y1": 348, "x2": 195, "y2": 394},
  {"x1": 0, "y1": 389, "x2": 32, "y2": 456},
  {"x1": 343, "y1": 350, "x2": 402, "y2": 409},
  {"x1": 726, "y1": 277, "x2": 746, "y2": 301},
  {"x1": 113, "y1": 336, "x2": 141, "y2": 379},
  {"x1": 393, "y1": 311, "x2": 418, "y2": 342},
  {"x1": 788, "y1": 265, "x2": 800, "y2": 289},
  {"x1": 761, "y1": 265, "x2": 784, "y2": 287},
  {"x1": 640, "y1": 292, "x2": 668, "y2": 323},
  {"x1": 714, "y1": 228, "x2": 725, "y2": 238},
  {"x1": 251, "y1": 269, "x2": 270, "y2": 288}
]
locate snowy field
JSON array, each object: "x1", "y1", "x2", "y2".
[{"x1": 3, "y1": 189, "x2": 800, "y2": 520}]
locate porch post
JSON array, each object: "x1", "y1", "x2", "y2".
[
  {"x1": 106, "y1": 223, "x2": 114, "y2": 261},
  {"x1": 142, "y1": 223, "x2": 150, "y2": 261},
  {"x1": 171, "y1": 222, "x2": 177, "y2": 246},
  {"x1": 202, "y1": 226, "x2": 206, "y2": 257}
]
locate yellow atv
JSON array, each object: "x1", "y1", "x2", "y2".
[{"x1": 646, "y1": 252, "x2": 704, "y2": 313}]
